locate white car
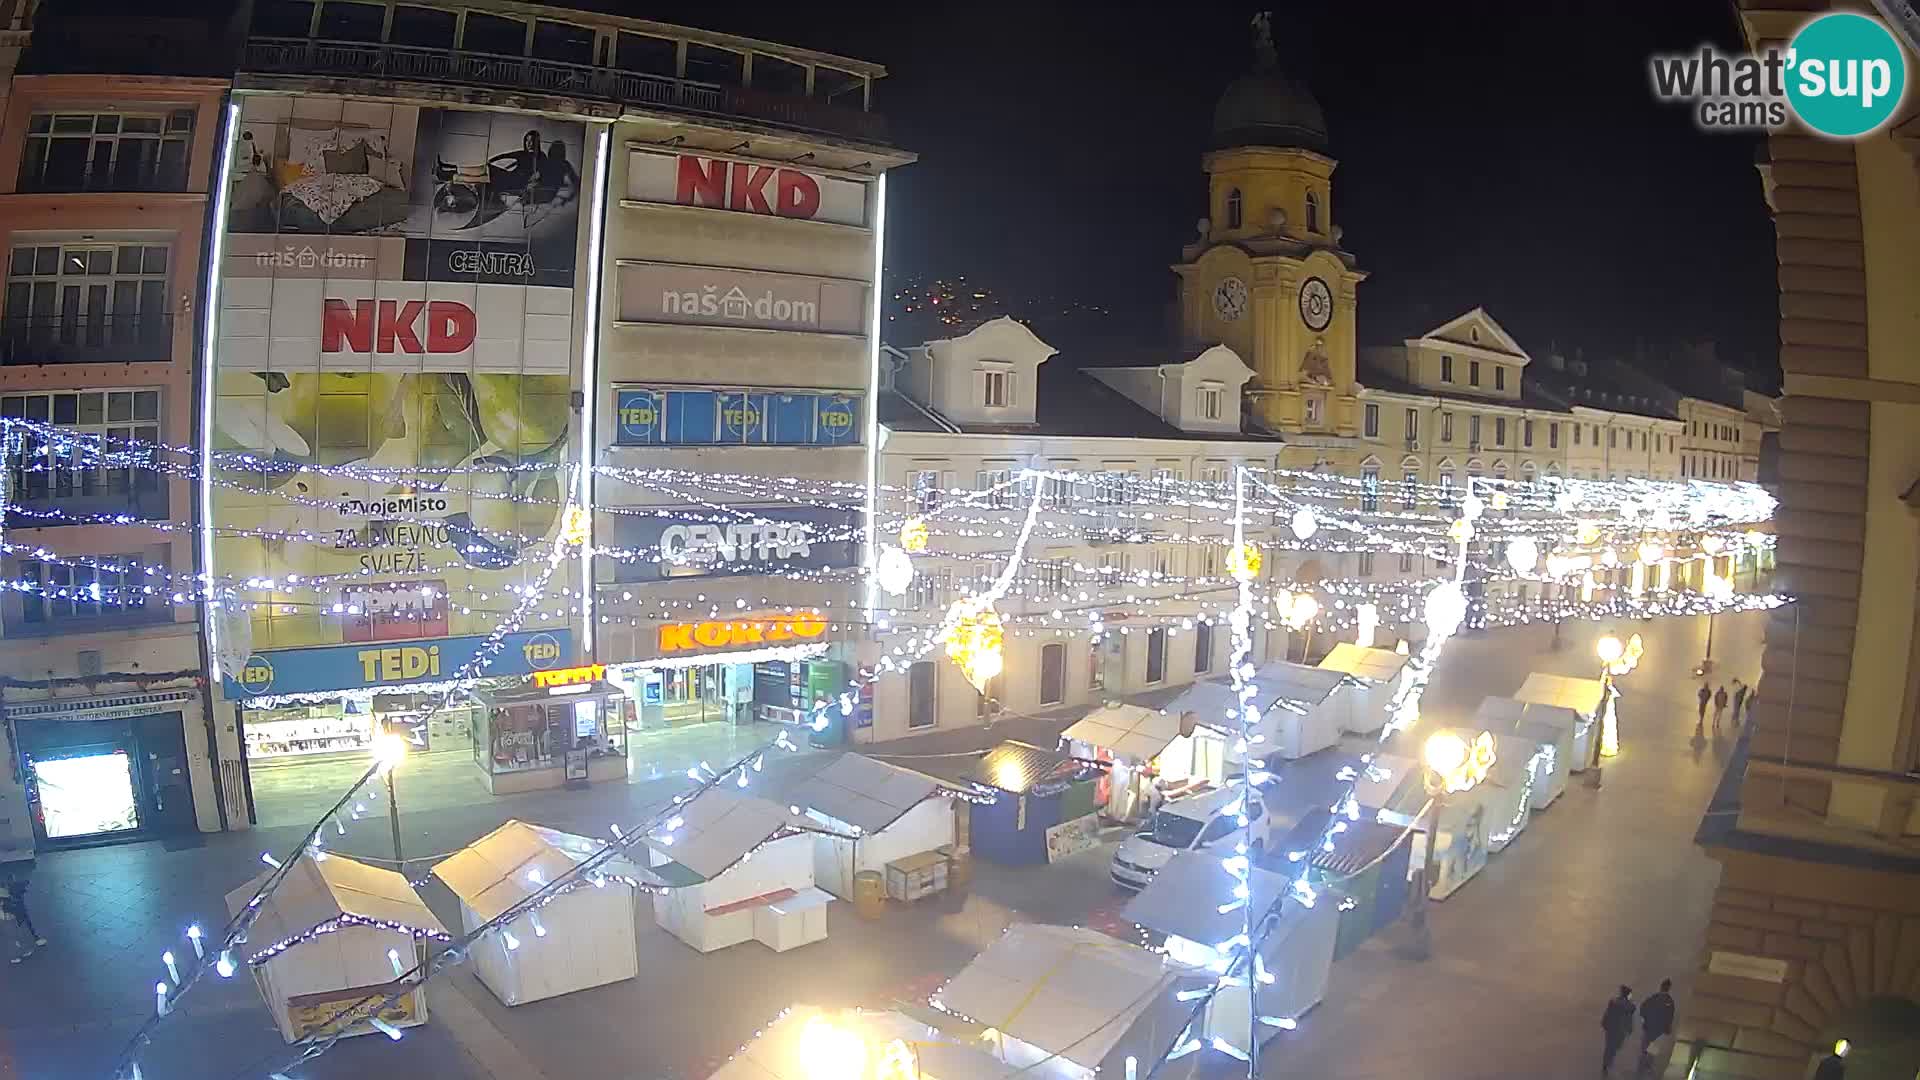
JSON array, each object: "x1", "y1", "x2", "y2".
[{"x1": 1110, "y1": 785, "x2": 1273, "y2": 890}]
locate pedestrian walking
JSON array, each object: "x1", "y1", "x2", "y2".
[
  {"x1": 1713, "y1": 685, "x2": 1730, "y2": 735},
  {"x1": 1813, "y1": 1039, "x2": 1849, "y2": 1080},
  {"x1": 1731, "y1": 680, "x2": 1748, "y2": 722},
  {"x1": 1, "y1": 871, "x2": 44, "y2": 963},
  {"x1": 1696, "y1": 684, "x2": 1711, "y2": 726},
  {"x1": 1601, "y1": 984, "x2": 1637, "y2": 1074},
  {"x1": 1638, "y1": 979, "x2": 1677, "y2": 1066},
  {"x1": 1744, "y1": 685, "x2": 1758, "y2": 727}
]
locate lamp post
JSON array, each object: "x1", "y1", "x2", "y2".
[
  {"x1": 1588, "y1": 635, "x2": 1625, "y2": 789},
  {"x1": 1409, "y1": 729, "x2": 1491, "y2": 961},
  {"x1": 372, "y1": 732, "x2": 409, "y2": 878}
]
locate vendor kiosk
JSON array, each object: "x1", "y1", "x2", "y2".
[
  {"x1": 1059, "y1": 703, "x2": 1221, "y2": 821},
  {"x1": 782, "y1": 753, "x2": 960, "y2": 901},
  {"x1": 224, "y1": 853, "x2": 448, "y2": 1043},
  {"x1": 642, "y1": 789, "x2": 836, "y2": 954},
  {"x1": 432, "y1": 820, "x2": 644, "y2": 1006},
  {"x1": 1349, "y1": 753, "x2": 1427, "y2": 827},
  {"x1": 1124, "y1": 851, "x2": 1338, "y2": 1058},
  {"x1": 1166, "y1": 662, "x2": 1349, "y2": 762},
  {"x1": 1510, "y1": 673, "x2": 1606, "y2": 772},
  {"x1": 471, "y1": 675, "x2": 628, "y2": 794},
  {"x1": 1316, "y1": 644, "x2": 1412, "y2": 735},
  {"x1": 1474, "y1": 697, "x2": 1576, "y2": 809},
  {"x1": 711, "y1": 1005, "x2": 1016, "y2": 1080},
  {"x1": 966, "y1": 742, "x2": 1100, "y2": 866},
  {"x1": 935, "y1": 923, "x2": 1209, "y2": 1080}
]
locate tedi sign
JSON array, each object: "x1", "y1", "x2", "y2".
[{"x1": 323, "y1": 299, "x2": 477, "y2": 354}]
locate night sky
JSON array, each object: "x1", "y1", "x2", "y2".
[{"x1": 656, "y1": 0, "x2": 1779, "y2": 381}]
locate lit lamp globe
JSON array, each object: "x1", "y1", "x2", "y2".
[
  {"x1": 1422, "y1": 731, "x2": 1470, "y2": 786},
  {"x1": 1637, "y1": 542, "x2": 1665, "y2": 567},
  {"x1": 1424, "y1": 581, "x2": 1468, "y2": 640},
  {"x1": 874, "y1": 546, "x2": 915, "y2": 596},
  {"x1": 1701, "y1": 534, "x2": 1726, "y2": 555},
  {"x1": 1596, "y1": 635, "x2": 1625, "y2": 667},
  {"x1": 372, "y1": 732, "x2": 409, "y2": 774},
  {"x1": 1287, "y1": 593, "x2": 1319, "y2": 630},
  {"x1": 1505, "y1": 536, "x2": 1540, "y2": 574},
  {"x1": 1289, "y1": 507, "x2": 1317, "y2": 541}
]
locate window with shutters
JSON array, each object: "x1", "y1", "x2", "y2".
[{"x1": 981, "y1": 368, "x2": 1010, "y2": 408}]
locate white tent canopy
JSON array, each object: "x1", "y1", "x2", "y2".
[
  {"x1": 1318, "y1": 643, "x2": 1409, "y2": 684},
  {"x1": 227, "y1": 852, "x2": 446, "y2": 958},
  {"x1": 1317, "y1": 644, "x2": 1411, "y2": 734},
  {"x1": 934, "y1": 924, "x2": 1205, "y2": 1080},
  {"x1": 778, "y1": 754, "x2": 960, "y2": 902},
  {"x1": 1060, "y1": 703, "x2": 1187, "y2": 764},
  {"x1": 642, "y1": 788, "x2": 827, "y2": 883},
  {"x1": 1122, "y1": 850, "x2": 1287, "y2": 948},
  {"x1": 779, "y1": 753, "x2": 955, "y2": 835},
  {"x1": 1473, "y1": 697, "x2": 1577, "y2": 808},
  {"x1": 1166, "y1": 662, "x2": 1350, "y2": 761},
  {"x1": 433, "y1": 820, "x2": 646, "y2": 922},
  {"x1": 710, "y1": 1005, "x2": 1017, "y2": 1080},
  {"x1": 1511, "y1": 673, "x2": 1606, "y2": 770}
]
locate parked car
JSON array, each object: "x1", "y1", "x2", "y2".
[{"x1": 1110, "y1": 784, "x2": 1276, "y2": 890}]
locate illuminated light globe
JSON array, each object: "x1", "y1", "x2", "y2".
[
  {"x1": 1461, "y1": 492, "x2": 1485, "y2": 521},
  {"x1": 898, "y1": 516, "x2": 930, "y2": 553},
  {"x1": 1701, "y1": 534, "x2": 1726, "y2": 555},
  {"x1": 874, "y1": 546, "x2": 914, "y2": 596},
  {"x1": 1228, "y1": 543, "x2": 1263, "y2": 580},
  {"x1": 1284, "y1": 593, "x2": 1319, "y2": 630},
  {"x1": 1505, "y1": 536, "x2": 1540, "y2": 574},
  {"x1": 1600, "y1": 547, "x2": 1619, "y2": 567},
  {"x1": 371, "y1": 732, "x2": 409, "y2": 773},
  {"x1": 1490, "y1": 491, "x2": 1510, "y2": 512},
  {"x1": 1637, "y1": 541, "x2": 1665, "y2": 566},
  {"x1": 1702, "y1": 572, "x2": 1735, "y2": 601},
  {"x1": 1423, "y1": 732, "x2": 1469, "y2": 783},
  {"x1": 1576, "y1": 522, "x2": 1602, "y2": 545},
  {"x1": 1596, "y1": 635, "x2": 1625, "y2": 665},
  {"x1": 1424, "y1": 581, "x2": 1468, "y2": 640},
  {"x1": 1448, "y1": 517, "x2": 1474, "y2": 545},
  {"x1": 1289, "y1": 507, "x2": 1317, "y2": 541},
  {"x1": 797, "y1": 1016, "x2": 868, "y2": 1080}
]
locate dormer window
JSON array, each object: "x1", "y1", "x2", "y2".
[
  {"x1": 1226, "y1": 188, "x2": 1243, "y2": 230},
  {"x1": 1305, "y1": 191, "x2": 1320, "y2": 233},
  {"x1": 1197, "y1": 382, "x2": 1224, "y2": 421},
  {"x1": 981, "y1": 367, "x2": 1010, "y2": 408}
]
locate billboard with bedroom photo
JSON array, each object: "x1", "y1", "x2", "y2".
[{"x1": 214, "y1": 95, "x2": 590, "y2": 658}]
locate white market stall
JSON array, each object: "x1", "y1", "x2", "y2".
[
  {"x1": 1511, "y1": 673, "x2": 1607, "y2": 771},
  {"x1": 1122, "y1": 851, "x2": 1338, "y2": 1057},
  {"x1": 782, "y1": 753, "x2": 960, "y2": 902},
  {"x1": 1474, "y1": 697, "x2": 1577, "y2": 809},
  {"x1": 1316, "y1": 644, "x2": 1411, "y2": 735},
  {"x1": 1166, "y1": 662, "x2": 1349, "y2": 763},
  {"x1": 1059, "y1": 702, "x2": 1222, "y2": 819},
  {"x1": 432, "y1": 820, "x2": 646, "y2": 1007},
  {"x1": 225, "y1": 852, "x2": 449, "y2": 1044},
  {"x1": 643, "y1": 788, "x2": 841, "y2": 954},
  {"x1": 709, "y1": 1004, "x2": 1016, "y2": 1080},
  {"x1": 933, "y1": 923, "x2": 1209, "y2": 1080},
  {"x1": 1348, "y1": 753, "x2": 1426, "y2": 827}
]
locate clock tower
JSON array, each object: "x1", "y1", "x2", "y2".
[{"x1": 1173, "y1": 12, "x2": 1365, "y2": 445}]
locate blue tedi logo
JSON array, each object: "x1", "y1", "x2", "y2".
[{"x1": 1650, "y1": 13, "x2": 1907, "y2": 138}]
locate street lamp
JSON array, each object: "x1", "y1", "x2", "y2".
[
  {"x1": 1409, "y1": 730, "x2": 1494, "y2": 960},
  {"x1": 372, "y1": 732, "x2": 409, "y2": 877},
  {"x1": 1587, "y1": 636, "x2": 1625, "y2": 787}
]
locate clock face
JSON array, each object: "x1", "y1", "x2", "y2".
[
  {"x1": 1299, "y1": 277, "x2": 1334, "y2": 332},
  {"x1": 1211, "y1": 276, "x2": 1248, "y2": 322}
]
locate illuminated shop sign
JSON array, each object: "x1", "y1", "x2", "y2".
[
  {"x1": 626, "y1": 150, "x2": 871, "y2": 227},
  {"x1": 614, "y1": 387, "x2": 859, "y2": 447},
  {"x1": 608, "y1": 506, "x2": 858, "y2": 584},
  {"x1": 656, "y1": 613, "x2": 829, "y2": 654},
  {"x1": 531, "y1": 664, "x2": 606, "y2": 689},
  {"x1": 617, "y1": 262, "x2": 868, "y2": 335},
  {"x1": 226, "y1": 630, "x2": 573, "y2": 698}
]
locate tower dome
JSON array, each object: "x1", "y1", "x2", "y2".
[{"x1": 1211, "y1": 12, "x2": 1327, "y2": 153}]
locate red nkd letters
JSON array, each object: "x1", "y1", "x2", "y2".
[
  {"x1": 675, "y1": 155, "x2": 822, "y2": 219},
  {"x1": 322, "y1": 299, "x2": 477, "y2": 354}
]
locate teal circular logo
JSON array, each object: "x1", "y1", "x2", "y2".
[{"x1": 1786, "y1": 13, "x2": 1906, "y2": 137}]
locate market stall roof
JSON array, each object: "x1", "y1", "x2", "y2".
[
  {"x1": 1474, "y1": 696, "x2": 1584, "y2": 742},
  {"x1": 1123, "y1": 850, "x2": 1288, "y2": 945},
  {"x1": 971, "y1": 740, "x2": 1085, "y2": 795},
  {"x1": 1317, "y1": 644, "x2": 1410, "y2": 683},
  {"x1": 710, "y1": 1005, "x2": 1017, "y2": 1080},
  {"x1": 1349, "y1": 753, "x2": 1426, "y2": 818},
  {"x1": 934, "y1": 924, "x2": 1201, "y2": 1073},
  {"x1": 1166, "y1": 662, "x2": 1350, "y2": 731},
  {"x1": 640, "y1": 789, "x2": 822, "y2": 883},
  {"x1": 778, "y1": 753, "x2": 959, "y2": 834},
  {"x1": 433, "y1": 820, "x2": 647, "y2": 922},
  {"x1": 225, "y1": 852, "x2": 445, "y2": 958},
  {"x1": 1311, "y1": 818, "x2": 1412, "y2": 879},
  {"x1": 1512, "y1": 673, "x2": 1606, "y2": 716},
  {"x1": 1060, "y1": 702, "x2": 1188, "y2": 762}
]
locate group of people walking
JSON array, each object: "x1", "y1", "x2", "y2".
[
  {"x1": 1601, "y1": 979, "x2": 1678, "y2": 1074},
  {"x1": 1696, "y1": 678, "x2": 1754, "y2": 736}
]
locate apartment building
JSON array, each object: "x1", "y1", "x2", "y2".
[
  {"x1": 1670, "y1": 6, "x2": 1920, "y2": 1079},
  {"x1": 0, "y1": 8, "x2": 230, "y2": 861}
]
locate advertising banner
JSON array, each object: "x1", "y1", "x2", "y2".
[
  {"x1": 224, "y1": 629, "x2": 573, "y2": 699},
  {"x1": 214, "y1": 95, "x2": 589, "y2": 666},
  {"x1": 625, "y1": 149, "x2": 870, "y2": 228},
  {"x1": 606, "y1": 506, "x2": 858, "y2": 583},
  {"x1": 617, "y1": 261, "x2": 867, "y2": 335},
  {"x1": 613, "y1": 386, "x2": 860, "y2": 446}
]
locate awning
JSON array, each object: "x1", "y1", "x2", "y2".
[
  {"x1": 640, "y1": 788, "x2": 822, "y2": 883},
  {"x1": 1059, "y1": 703, "x2": 1187, "y2": 762},
  {"x1": 225, "y1": 853, "x2": 446, "y2": 961},
  {"x1": 433, "y1": 820, "x2": 649, "y2": 921},
  {"x1": 776, "y1": 753, "x2": 957, "y2": 834},
  {"x1": 1317, "y1": 644, "x2": 1409, "y2": 683},
  {"x1": 1123, "y1": 850, "x2": 1287, "y2": 945},
  {"x1": 1512, "y1": 673, "x2": 1606, "y2": 717}
]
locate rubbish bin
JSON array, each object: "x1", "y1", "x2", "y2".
[{"x1": 853, "y1": 871, "x2": 886, "y2": 919}]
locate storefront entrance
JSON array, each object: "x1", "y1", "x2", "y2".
[{"x1": 11, "y1": 704, "x2": 196, "y2": 851}]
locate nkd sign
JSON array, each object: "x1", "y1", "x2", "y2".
[
  {"x1": 626, "y1": 150, "x2": 870, "y2": 228},
  {"x1": 618, "y1": 262, "x2": 867, "y2": 335},
  {"x1": 323, "y1": 298, "x2": 476, "y2": 354}
]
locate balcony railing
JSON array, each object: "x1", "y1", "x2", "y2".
[
  {"x1": 0, "y1": 314, "x2": 174, "y2": 366},
  {"x1": 242, "y1": 39, "x2": 888, "y2": 144}
]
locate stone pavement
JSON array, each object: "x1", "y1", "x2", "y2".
[{"x1": 0, "y1": 611, "x2": 1765, "y2": 1080}]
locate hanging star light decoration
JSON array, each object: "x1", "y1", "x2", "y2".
[
  {"x1": 898, "y1": 516, "x2": 930, "y2": 553},
  {"x1": 1228, "y1": 543, "x2": 1263, "y2": 580},
  {"x1": 942, "y1": 595, "x2": 1005, "y2": 693}
]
